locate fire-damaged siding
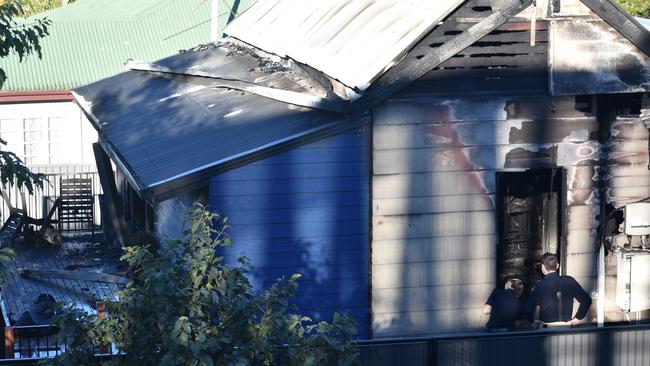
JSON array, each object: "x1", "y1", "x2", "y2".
[
  {"x1": 209, "y1": 126, "x2": 370, "y2": 338},
  {"x1": 371, "y1": 96, "x2": 601, "y2": 337},
  {"x1": 602, "y1": 96, "x2": 650, "y2": 320},
  {"x1": 604, "y1": 96, "x2": 650, "y2": 210}
]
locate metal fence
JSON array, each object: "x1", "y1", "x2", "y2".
[
  {"x1": 357, "y1": 324, "x2": 650, "y2": 366},
  {"x1": 0, "y1": 165, "x2": 102, "y2": 231},
  {"x1": 3, "y1": 323, "x2": 650, "y2": 365},
  {"x1": 5, "y1": 325, "x2": 62, "y2": 360},
  {"x1": 2, "y1": 325, "x2": 123, "y2": 362},
  {"x1": 0, "y1": 299, "x2": 119, "y2": 363}
]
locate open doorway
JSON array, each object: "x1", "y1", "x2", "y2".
[{"x1": 496, "y1": 169, "x2": 564, "y2": 293}]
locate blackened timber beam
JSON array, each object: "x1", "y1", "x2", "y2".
[
  {"x1": 352, "y1": 0, "x2": 534, "y2": 113},
  {"x1": 93, "y1": 143, "x2": 129, "y2": 246},
  {"x1": 580, "y1": 0, "x2": 650, "y2": 57},
  {"x1": 18, "y1": 268, "x2": 128, "y2": 284}
]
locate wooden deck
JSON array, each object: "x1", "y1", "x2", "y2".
[{"x1": 1, "y1": 235, "x2": 121, "y2": 323}]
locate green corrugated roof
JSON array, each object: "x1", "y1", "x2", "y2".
[{"x1": 1, "y1": 0, "x2": 256, "y2": 92}]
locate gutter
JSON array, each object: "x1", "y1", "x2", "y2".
[
  {"x1": 0, "y1": 91, "x2": 73, "y2": 103},
  {"x1": 149, "y1": 113, "x2": 371, "y2": 201},
  {"x1": 71, "y1": 90, "x2": 149, "y2": 201}
]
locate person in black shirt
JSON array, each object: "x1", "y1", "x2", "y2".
[
  {"x1": 483, "y1": 278, "x2": 524, "y2": 330},
  {"x1": 524, "y1": 253, "x2": 592, "y2": 326}
]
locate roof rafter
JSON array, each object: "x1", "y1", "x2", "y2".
[{"x1": 352, "y1": 0, "x2": 534, "y2": 113}]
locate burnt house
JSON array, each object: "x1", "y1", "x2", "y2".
[{"x1": 73, "y1": 0, "x2": 650, "y2": 339}]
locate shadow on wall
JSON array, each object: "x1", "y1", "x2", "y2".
[
  {"x1": 211, "y1": 128, "x2": 370, "y2": 338},
  {"x1": 371, "y1": 89, "x2": 606, "y2": 342}
]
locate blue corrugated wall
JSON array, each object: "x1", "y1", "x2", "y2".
[{"x1": 209, "y1": 126, "x2": 370, "y2": 338}]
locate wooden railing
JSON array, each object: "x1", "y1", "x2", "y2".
[{"x1": 0, "y1": 165, "x2": 101, "y2": 231}]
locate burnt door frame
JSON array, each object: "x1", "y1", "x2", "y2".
[{"x1": 495, "y1": 168, "x2": 566, "y2": 290}]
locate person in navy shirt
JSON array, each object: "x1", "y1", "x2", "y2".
[
  {"x1": 483, "y1": 277, "x2": 524, "y2": 330},
  {"x1": 524, "y1": 253, "x2": 592, "y2": 326}
]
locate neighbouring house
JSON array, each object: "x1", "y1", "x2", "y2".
[
  {"x1": 73, "y1": 0, "x2": 650, "y2": 340},
  {"x1": 0, "y1": 0, "x2": 258, "y2": 360},
  {"x1": 0, "y1": 0, "x2": 253, "y2": 225}
]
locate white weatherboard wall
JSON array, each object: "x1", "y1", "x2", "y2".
[
  {"x1": 371, "y1": 96, "x2": 601, "y2": 337},
  {"x1": 0, "y1": 101, "x2": 97, "y2": 168}
]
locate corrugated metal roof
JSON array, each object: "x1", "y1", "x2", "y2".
[
  {"x1": 224, "y1": 0, "x2": 464, "y2": 92},
  {"x1": 0, "y1": 0, "x2": 256, "y2": 92},
  {"x1": 73, "y1": 44, "x2": 358, "y2": 198}
]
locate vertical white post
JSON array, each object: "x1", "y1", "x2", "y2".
[
  {"x1": 529, "y1": 3, "x2": 536, "y2": 47},
  {"x1": 597, "y1": 243, "x2": 605, "y2": 327},
  {"x1": 211, "y1": 0, "x2": 220, "y2": 42}
]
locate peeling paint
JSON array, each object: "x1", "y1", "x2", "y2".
[
  {"x1": 557, "y1": 141, "x2": 599, "y2": 166},
  {"x1": 564, "y1": 129, "x2": 590, "y2": 142},
  {"x1": 435, "y1": 149, "x2": 456, "y2": 167}
]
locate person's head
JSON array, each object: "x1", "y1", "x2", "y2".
[
  {"x1": 505, "y1": 278, "x2": 524, "y2": 297},
  {"x1": 541, "y1": 253, "x2": 559, "y2": 275}
]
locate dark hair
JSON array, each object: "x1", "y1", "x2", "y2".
[
  {"x1": 542, "y1": 253, "x2": 559, "y2": 272},
  {"x1": 508, "y1": 278, "x2": 524, "y2": 297}
]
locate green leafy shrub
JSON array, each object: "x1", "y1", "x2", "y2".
[
  {"x1": 617, "y1": 0, "x2": 650, "y2": 17},
  {"x1": 0, "y1": 247, "x2": 15, "y2": 282},
  {"x1": 44, "y1": 205, "x2": 359, "y2": 366}
]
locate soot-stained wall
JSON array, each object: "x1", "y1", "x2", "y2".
[{"x1": 371, "y1": 95, "x2": 603, "y2": 337}]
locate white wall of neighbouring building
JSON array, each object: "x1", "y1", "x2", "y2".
[{"x1": 0, "y1": 101, "x2": 97, "y2": 169}]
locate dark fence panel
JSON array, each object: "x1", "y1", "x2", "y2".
[
  {"x1": 4, "y1": 324, "x2": 650, "y2": 364},
  {"x1": 357, "y1": 324, "x2": 650, "y2": 366},
  {"x1": 358, "y1": 340, "x2": 429, "y2": 365}
]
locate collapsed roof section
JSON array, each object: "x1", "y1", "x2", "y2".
[
  {"x1": 224, "y1": 0, "x2": 466, "y2": 92},
  {"x1": 74, "y1": 43, "x2": 364, "y2": 199},
  {"x1": 73, "y1": 0, "x2": 650, "y2": 200}
]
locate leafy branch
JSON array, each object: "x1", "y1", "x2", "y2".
[
  {"x1": 44, "y1": 205, "x2": 359, "y2": 366},
  {"x1": 0, "y1": 0, "x2": 51, "y2": 87}
]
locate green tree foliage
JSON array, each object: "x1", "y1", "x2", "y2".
[
  {"x1": 0, "y1": 138, "x2": 46, "y2": 193},
  {"x1": 0, "y1": 136, "x2": 44, "y2": 285},
  {"x1": 0, "y1": 246, "x2": 15, "y2": 281},
  {"x1": 9, "y1": 0, "x2": 75, "y2": 17},
  {"x1": 617, "y1": 0, "x2": 650, "y2": 17},
  {"x1": 44, "y1": 205, "x2": 359, "y2": 366},
  {"x1": 0, "y1": 138, "x2": 46, "y2": 281},
  {"x1": 0, "y1": 0, "x2": 50, "y2": 87}
]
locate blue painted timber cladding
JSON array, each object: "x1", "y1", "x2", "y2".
[{"x1": 209, "y1": 126, "x2": 370, "y2": 338}]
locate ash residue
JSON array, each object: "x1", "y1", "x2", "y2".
[
  {"x1": 62, "y1": 235, "x2": 122, "y2": 262},
  {"x1": 219, "y1": 41, "x2": 256, "y2": 57},
  {"x1": 180, "y1": 42, "x2": 220, "y2": 53},
  {"x1": 258, "y1": 57, "x2": 288, "y2": 73},
  {"x1": 221, "y1": 41, "x2": 289, "y2": 73},
  {"x1": 184, "y1": 41, "x2": 289, "y2": 74}
]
